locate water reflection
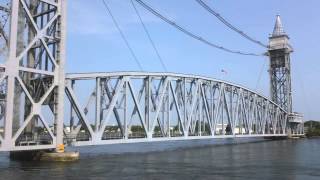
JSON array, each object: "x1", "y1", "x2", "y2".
[{"x1": 0, "y1": 139, "x2": 319, "y2": 180}]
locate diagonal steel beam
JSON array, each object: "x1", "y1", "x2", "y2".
[
  {"x1": 151, "y1": 78, "x2": 169, "y2": 134},
  {"x1": 65, "y1": 86, "x2": 94, "y2": 138},
  {"x1": 127, "y1": 79, "x2": 147, "y2": 134},
  {"x1": 170, "y1": 81, "x2": 185, "y2": 133},
  {"x1": 186, "y1": 81, "x2": 199, "y2": 133},
  {"x1": 98, "y1": 78, "x2": 124, "y2": 137},
  {"x1": 200, "y1": 84, "x2": 213, "y2": 134},
  {"x1": 104, "y1": 82, "x2": 124, "y2": 137}
]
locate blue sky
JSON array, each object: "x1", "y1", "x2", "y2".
[{"x1": 67, "y1": 0, "x2": 320, "y2": 120}]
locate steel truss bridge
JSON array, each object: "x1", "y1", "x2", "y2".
[
  {"x1": 0, "y1": 0, "x2": 303, "y2": 152},
  {"x1": 0, "y1": 71, "x2": 292, "y2": 151}
]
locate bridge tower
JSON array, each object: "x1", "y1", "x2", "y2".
[
  {"x1": 2, "y1": 0, "x2": 67, "y2": 151},
  {"x1": 268, "y1": 15, "x2": 303, "y2": 134},
  {"x1": 268, "y1": 15, "x2": 293, "y2": 112}
]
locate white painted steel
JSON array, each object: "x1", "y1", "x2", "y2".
[
  {"x1": 0, "y1": 0, "x2": 65, "y2": 151},
  {"x1": 63, "y1": 72, "x2": 289, "y2": 148},
  {"x1": 0, "y1": 1, "x2": 303, "y2": 152}
]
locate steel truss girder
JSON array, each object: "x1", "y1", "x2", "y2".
[{"x1": 64, "y1": 72, "x2": 288, "y2": 147}]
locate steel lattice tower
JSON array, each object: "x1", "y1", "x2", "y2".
[
  {"x1": 268, "y1": 15, "x2": 293, "y2": 113},
  {"x1": 2, "y1": 0, "x2": 66, "y2": 151}
]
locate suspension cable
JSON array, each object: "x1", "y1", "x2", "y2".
[
  {"x1": 130, "y1": 0, "x2": 168, "y2": 72},
  {"x1": 195, "y1": 0, "x2": 268, "y2": 48},
  {"x1": 255, "y1": 57, "x2": 267, "y2": 91},
  {"x1": 101, "y1": 0, "x2": 144, "y2": 71},
  {"x1": 134, "y1": 0, "x2": 264, "y2": 56}
]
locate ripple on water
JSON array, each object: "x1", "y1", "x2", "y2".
[{"x1": 0, "y1": 138, "x2": 319, "y2": 180}]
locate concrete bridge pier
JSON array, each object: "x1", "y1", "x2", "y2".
[{"x1": 9, "y1": 149, "x2": 79, "y2": 162}]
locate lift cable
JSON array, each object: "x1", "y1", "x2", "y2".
[
  {"x1": 101, "y1": 0, "x2": 144, "y2": 71},
  {"x1": 134, "y1": 0, "x2": 264, "y2": 56},
  {"x1": 255, "y1": 57, "x2": 267, "y2": 91},
  {"x1": 195, "y1": 0, "x2": 268, "y2": 48},
  {"x1": 130, "y1": 0, "x2": 168, "y2": 72}
]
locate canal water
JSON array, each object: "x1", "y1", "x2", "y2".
[{"x1": 0, "y1": 138, "x2": 319, "y2": 180}]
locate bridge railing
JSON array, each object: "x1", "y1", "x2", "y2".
[{"x1": 63, "y1": 72, "x2": 288, "y2": 146}]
